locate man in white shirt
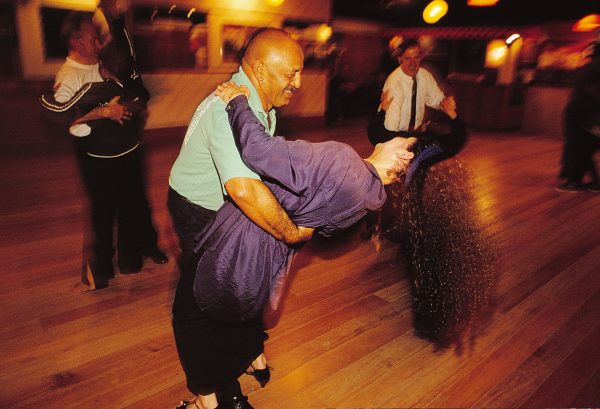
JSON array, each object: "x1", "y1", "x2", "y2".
[
  {"x1": 53, "y1": 11, "x2": 129, "y2": 134},
  {"x1": 382, "y1": 39, "x2": 455, "y2": 133},
  {"x1": 362, "y1": 39, "x2": 456, "y2": 245}
]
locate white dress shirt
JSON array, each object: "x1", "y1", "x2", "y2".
[{"x1": 382, "y1": 66, "x2": 445, "y2": 132}]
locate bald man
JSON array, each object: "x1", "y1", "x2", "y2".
[
  {"x1": 169, "y1": 28, "x2": 311, "y2": 264},
  {"x1": 168, "y1": 28, "x2": 310, "y2": 409}
]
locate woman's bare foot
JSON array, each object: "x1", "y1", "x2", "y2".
[{"x1": 183, "y1": 393, "x2": 216, "y2": 409}]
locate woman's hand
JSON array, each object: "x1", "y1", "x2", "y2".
[{"x1": 215, "y1": 81, "x2": 250, "y2": 104}]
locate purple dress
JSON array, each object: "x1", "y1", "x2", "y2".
[{"x1": 193, "y1": 96, "x2": 386, "y2": 322}]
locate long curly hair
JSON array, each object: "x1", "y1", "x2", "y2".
[{"x1": 390, "y1": 155, "x2": 498, "y2": 352}]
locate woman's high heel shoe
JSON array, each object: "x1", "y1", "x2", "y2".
[{"x1": 245, "y1": 365, "x2": 272, "y2": 388}]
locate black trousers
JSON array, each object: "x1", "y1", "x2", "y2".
[
  {"x1": 167, "y1": 188, "x2": 266, "y2": 398},
  {"x1": 78, "y1": 147, "x2": 158, "y2": 264},
  {"x1": 167, "y1": 187, "x2": 214, "y2": 267},
  {"x1": 560, "y1": 99, "x2": 600, "y2": 184}
]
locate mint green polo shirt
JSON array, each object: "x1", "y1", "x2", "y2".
[{"x1": 169, "y1": 67, "x2": 277, "y2": 211}]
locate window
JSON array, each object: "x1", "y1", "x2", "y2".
[
  {"x1": 40, "y1": 7, "x2": 73, "y2": 59},
  {"x1": 0, "y1": 4, "x2": 20, "y2": 76},
  {"x1": 132, "y1": 6, "x2": 207, "y2": 71}
]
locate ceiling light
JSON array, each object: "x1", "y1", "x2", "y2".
[
  {"x1": 423, "y1": 0, "x2": 448, "y2": 24},
  {"x1": 467, "y1": 0, "x2": 499, "y2": 7},
  {"x1": 485, "y1": 39, "x2": 508, "y2": 68},
  {"x1": 316, "y1": 24, "x2": 333, "y2": 43},
  {"x1": 265, "y1": 0, "x2": 285, "y2": 7},
  {"x1": 505, "y1": 33, "x2": 520, "y2": 45},
  {"x1": 572, "y1": 14, "x2": 600, "y2": 32}
]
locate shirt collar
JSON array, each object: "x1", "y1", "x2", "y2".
[
  {"x1": 398, "y1": 67, "x2": 421, "y2": 82},
  {"x1": 65, "y1": 57, "x2": 99, "y2": 70},
  {"x1": 231, "y1": 67, "x2": 277, "y2": 134}
]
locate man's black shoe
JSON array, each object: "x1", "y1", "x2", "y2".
[
  {"x1": 555, "y1": 181, "x2": 584, "y2": 193},
  {"x1": 217, "y1": 395, "x2": 254, "y2": 409},
  {"x1": 583, "y1": 182, "x2": 600, "y2": 193}
]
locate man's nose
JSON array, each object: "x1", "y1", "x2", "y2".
[{"x1": 291, "y1": 72, "x2": 301, "y2": 89}]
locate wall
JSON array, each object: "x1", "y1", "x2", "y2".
[
  {"x1": 496, "y1": 37, "x2": 522, "y2": 85},
  {"x1": 520, "y1": 22, "x2": 593, "y2": 136},
  {"x1": 139, "y1": 0, "x2": 331, "y2": 22},
  {"x1": 522, "y1": 85, "x2": 570, "y2": 136},
  {"x1": 16, "y1": 0, "x2": 97, "y2": 79},
  {"x1": 172, "y1": 0, "x2": 332, "y2": 72},
  {"x1": 332, "y1": 17, "x2": 389, "y2": 86}
]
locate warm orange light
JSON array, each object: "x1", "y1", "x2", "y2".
[
  {"x1": 423, "y1": 0, "x2": 448, "y2": 24},
  {"x1": 315, "y1": 24, "x2": 333, "y2": 43},
  {"x1": 389, "y1": 35, "x2": 403, "y2": 52},
  {"x1": 505, "y1": 33, "x2": 520, "y2": 45},
  {"x1": 572, "y1": 14, "x2": 600, "y2": 32},
  {"x1": 485, "y1": 39, "x2": 508, "y2": 68},
  {"x1": 51, "y1": 0, "x2": 97, "y2": 9},
  {"x1": 264, "y1": 0, "x2": 285, "y2": 7},
  {"x1": 467, "y1": 0, "x2": 499, "y2": 6}
]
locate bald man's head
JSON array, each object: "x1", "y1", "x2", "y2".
[
  {"x1": 243, "y1": 28, "x2": 300, "y2": 63},
  {"x1": 241, "y1": 28, "x2": 304, "y2": 111}
]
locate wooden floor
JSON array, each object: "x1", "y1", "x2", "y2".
[{"x1": 0, "y1": 119, "x2": 598, "y2": 409}]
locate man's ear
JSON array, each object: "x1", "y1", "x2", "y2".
[
  {"x1": 69, "y1": 36, "x2": 78, "y2": 51},
  {"x1": 253, "y1": 60, "x2": 265, "y2": 81}
]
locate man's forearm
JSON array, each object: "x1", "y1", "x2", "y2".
[
  {"x1": 73, "y1": 97, "x2": 130, "y2": 125},
  {"x1": 225, "y1": 177, "x2": 312, "y2": 245},
  {"x1": 72, "y1": 105, "x2": 108, "y2": 124}
]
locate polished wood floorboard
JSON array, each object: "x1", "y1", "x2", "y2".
[{"x1": 0, "y1": 120, "x2": 598, "y2": 409}]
